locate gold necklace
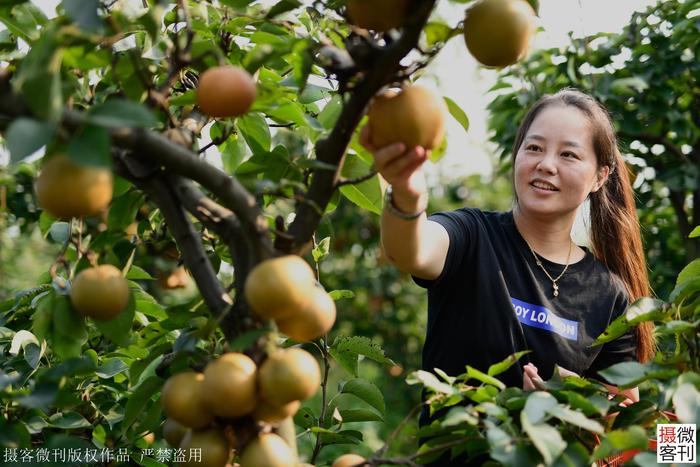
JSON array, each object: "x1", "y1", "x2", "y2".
[{"x1": 525, "y1": 240, "x2": 572, "y2": 298}]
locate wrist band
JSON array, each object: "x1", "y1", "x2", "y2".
[{"x1": 384, "y1": 185, "x2": 426, "y2": 220}]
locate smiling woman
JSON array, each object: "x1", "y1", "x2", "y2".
[{"x1": 360, "y1": 87, "x2": 654, "y2": 466}]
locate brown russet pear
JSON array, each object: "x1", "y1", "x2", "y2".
[
  {"x1": 35, "y1": 154, "x2": 113, "y2": 219},
  {"x1": 332, "y1": 454, "x2": 366, "y2": 467},
  {"x1": 197, "y1": 65, "x2": 256, "y2": 118},
  {"x1": 69, "y1": 265, "x2": 130, "y2": 321},
  {"x1": 163, "y1": 418, "x2": 189, "y2": 447},
  {"x1": 179, "y1": 428, "x2": 231, "y2": 467},
  {"x1": 367, "y1": 85, "x2": 446, "y2": 150},
  {"x1": 252, "y1": 399, "x2": 301, "y2": 424},
  {"x1": 346, "y1": 0, "x2": 409, "y2": 31},
  {"x1": 258, "y1": 348, "x2": 321, "y2": 406},
  {"x1": 464, "y1": 0, "x2": 536, "y2": 67},
  {"x1": 161, "y1": 372, "x2": 214, "y2": 429},
  {"x1": 238, "y1": 433, "x2": 296, "y2": 467},
  {"x1": 202, "y1": 352, "x2": 258, "y2": 418},
  {"x1": 244, "y1": 255, "x2": 316, "y2": 320},
  {"x1": 276, "y1": 286, "x2": 336, "y2": 342}
]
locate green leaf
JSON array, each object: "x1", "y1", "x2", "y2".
[
  {"x1": 520, "y1": 412, "x2": 566, "y2": 464},
  {"x1": 88, "y1": 99, "x2": 158, "y2": 128},
  {"x1": 318, "y1": 95, "x2": 342, "y2": 129},
  {"x1": 126, "y1": 266, "x2": 154, "y2": 280},
  {"x1": 487, "y1": 350, "x2": 530, "y2": 376},
  {"x1": 6, "y1": 118, "x2": 54, "y2": 164},
  {"x1": 336, "y1": 408, "x2": 383, "y2": 423},
  {"x1": 599, "y1": 362, "x2": 677, "y2": 388},
  {"x1": 592, "y1": 298, "x2": 665, "y2": 345},
  {"x1": 67, "y1": 125, "x2": 111, "y2": 168},
  {"x1": 329, "y1": 290, "x2": 354, "y2": 300},
  {"x1": 689, "y1": 226, "x2": 700, "y2": 238},
  {"x1": 16, "y1": 382, "x2": 58, "y2": 410},
  {"x1": 266, "y1": 0, "x2": 302, "y2": 18},
  {"x1": 522, "y1": 391, "x2": 557, "y2": 424},
  {"x1": 96, "y1": 358, "x2": 129, "y2": 379},
  {"x1": 591, "y1": 426, "x2": 647, "y2": 461},
  {"x1": 339, "y1": 153, "x2": 382, "y2": 215},
  {"x1": 546, "y1": 405, "x2": 604, "y2": 434},
  {"x1": 122, "y1": 376, "x2": 162, "y2": 433},
  {"x1": 673, "y1": 383, "x2": 700, "y2": 424},
  {"x1": 444, "y1": 96, "x2": 470, "y2": 134},
  {"x1": 237, "y1": 112, "x2": 271, "y2": 153},
  {"x1": 670, "y1": 277, "x2": 700, "y2": 305},
  {"x1": 49, "y1": 411, "x2": 91, "y2": 429},
  {"x1": 94, "y1": 291, "x2": 135, "y2": 347},
  {"x1": 406, "y1": 370, "x2": 459, "y2": 395},
  {"x1": 62, "y1": 0, "x2": 103, "y2": 33},
  {"x1": 340, "y1": 378, "x2": 385, "y2": 415},
  {"x1": 108, "y1": 191, "x2": 144, "y2": 231},
  {"x1": 677, "y1": 259, "x2": 700, "y2": 287},
  {"x1": 330, "y1": 335, "x2": 393, "y2": 377},
  {"x1": 312, "y1": 236, "x2": 330, "y2": 263},
  {"x1": 465, "y1": 365, "x2": 505, "y2": 390}
]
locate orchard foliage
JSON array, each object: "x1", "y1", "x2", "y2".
[{"x1": 0, "y1": 0, "x2": 698, "y2": 466}]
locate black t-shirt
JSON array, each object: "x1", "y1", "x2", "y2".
[{"x1": 414, "y1": 208, "x2": 637, "y2": 389}]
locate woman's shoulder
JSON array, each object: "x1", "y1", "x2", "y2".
[{"x1": 430, "y1": 207, "x2": 512, "y2": 225}]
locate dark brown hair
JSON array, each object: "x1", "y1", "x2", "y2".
[{"x1": 511, "y1": 88, "x2": 655, "y2": 363}]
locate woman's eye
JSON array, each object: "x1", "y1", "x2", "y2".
[
  {"x1": 526, "y1": 144, "x2": 541, "y2": 151},
  {"x1": 562, "y1": 152, "x2": 578, "y2": 159}
]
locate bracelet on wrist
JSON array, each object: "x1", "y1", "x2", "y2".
[{"x1": 384, "y1": 185, "x2": 427, "y2": 220}]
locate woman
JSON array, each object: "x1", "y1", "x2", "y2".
[{"x1": 361, "y1": 88, "x2": 654, "y2": 459}]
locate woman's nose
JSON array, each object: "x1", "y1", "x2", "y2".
[{"x1": 536, "y1": 152, "x2": 558, "y2": 173}]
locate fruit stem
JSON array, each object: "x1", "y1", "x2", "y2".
[{"x1": 310, "y1": 335, "x2": 331, "y2": 464}]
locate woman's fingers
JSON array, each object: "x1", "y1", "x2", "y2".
[
  {"x1": 380, "y1": 146, "x2": 427, "y2": 180},
  {"x1": 359, "y1": 124, "x2": 376, "y2": 152}
]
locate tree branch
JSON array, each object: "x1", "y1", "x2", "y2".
[
  {"x1": 167, "y1": 175, "x2": 264, "y2": 339},
  {"x1": 669, "y1": 189, "x2": 691, "y2": 238},
  {"x1": 113, "y1": 153, "x2": 233, "y2": 321},
  {"x1": 285, "y1": 0, "x2": 438, "y2": 253}
]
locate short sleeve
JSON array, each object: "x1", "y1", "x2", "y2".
[
  {"x1": 583, "y1": 293, "x2": 638, "y2": 384},
  {"x1": 412, "y1": 208, "x2": 478, "y2": 289}
]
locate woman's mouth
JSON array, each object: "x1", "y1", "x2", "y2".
[{"x1": 530, "y1": 180, "x2": 559, "y2": 192}]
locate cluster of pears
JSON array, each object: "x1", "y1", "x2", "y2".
[
  {"x1": 345, "y1": 0, "x2": 536, "y2": 68},
  {"x1": 244, "y1": 255, "x2": 337, "y2": 342},
  {"x1": 161, "y1": 348, "x2": 321, "y2": 466}
]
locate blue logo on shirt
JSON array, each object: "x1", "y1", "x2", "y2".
[{"x1": 511, "y1": 297, "x2": 578, "y2": 341}]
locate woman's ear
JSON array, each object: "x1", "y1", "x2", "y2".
[{"x1": 591, "y1": 165, "x2": 611, "y2": 193}]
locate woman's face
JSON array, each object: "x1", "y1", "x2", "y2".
[{"x1": 513, "y1": 104, "x2": 609, "y2": 218}]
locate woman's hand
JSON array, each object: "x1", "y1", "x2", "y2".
[
  {"x1": 359, "y1": 124, "x2": 428, "y2": 209},
  {"x1": 523, "y1": 363, "x2": 546, "y2": 390}
]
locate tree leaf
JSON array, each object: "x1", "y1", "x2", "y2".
[
  {"x1": 406, "y1": 370, "x2": 459, "y2": 395},
  {"x1": 522, "y1": 391, "x2": 557, "y2": 425},
  {"x1": 237, "y1": 112, "x2": 271, "y2": 153},
  {"x1": 62, "y1": 0, "x2": 103, "y2": 33},
  {"x1": 546, "y1": 405, "x2": 604, "y2": 434},
  {"x1": 465, "y1": 365, "x2": 505, "y2": 390},
  {"x1": 67, "y1": 124, "x2": 111, "y2": 168},
  {"x1": 444, "y1": 96, "x2": 470, "y2": 134},
  {"x1": 340, "y1": 378, "x2": 385, "y2": 415},
  {"x1": 487, "y1": 350, "x2": 530, "y2": 376},
  {"x1": 88, "y1": 99, "x2": 157, "y2": 128},
  {"x1": 96, "y1": 358, "x2": 129, "y2": 379},
  {"x1": 122, "y1": 376, "x2": 162, "y2": 433},
  {"x1": 520, "y1": 412, "x2": 566, "y2": 464},
  {"x1": 6, "y1": 118, "x2": 54, "y2": 164},
  {"x1": 672, "y1": 383, "x2": 700, "y2": 424},
  {"x1": 49, "y1": 411, "x2": 91, "y2": 429}
]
